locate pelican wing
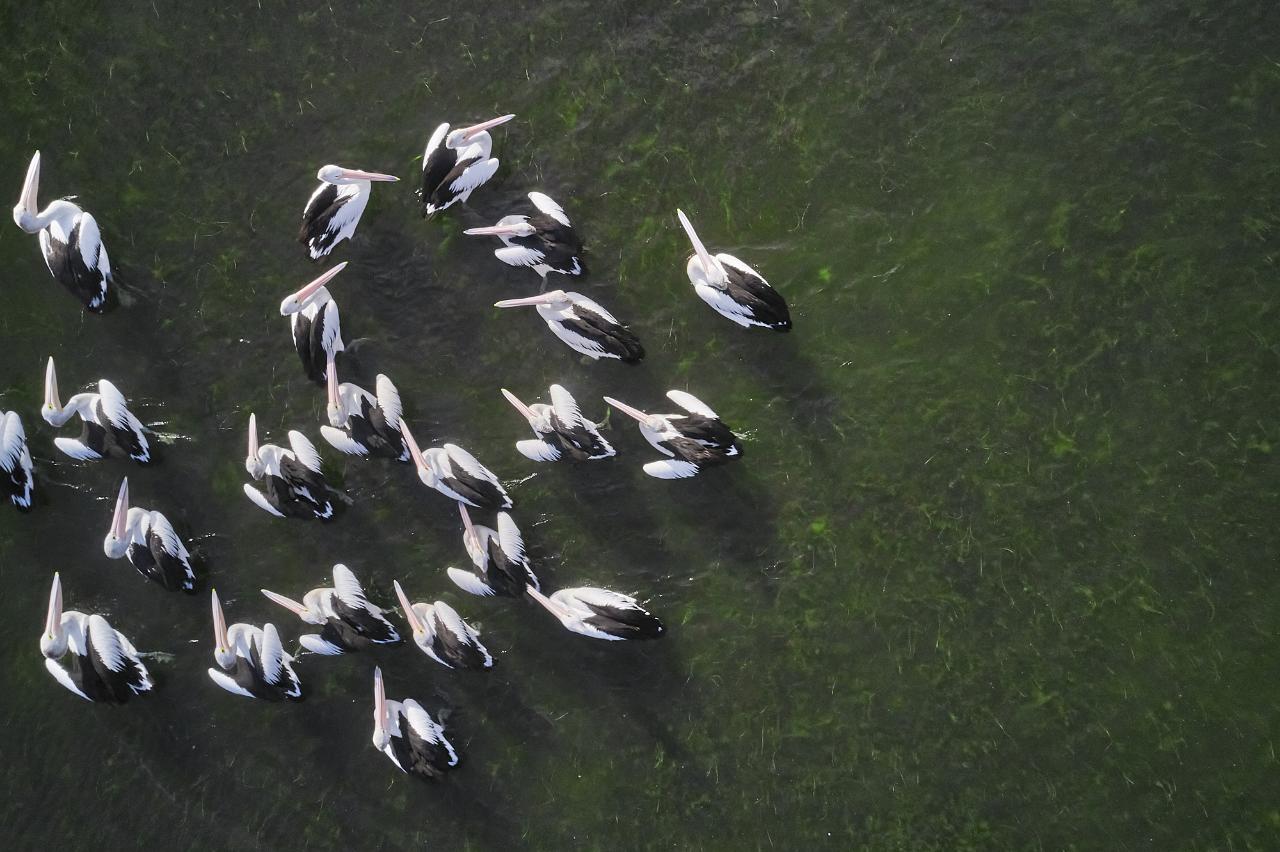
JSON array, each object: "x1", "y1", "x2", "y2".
[
  {"x1": 146, "y1": 511, "x2": 189, "y2": 561},
  {"x1": 87, "y1": 615, "x2": 131, "y2": 673},
  {"x1": 76, "y1": 210, "x2": 111, "y2": 278},
  {"x1": 666, "y1": 390, "x2": 718, "y2": 419},
  {"x1": 95, "y1": 379, "x2": 132, "y2": 430},
  {"x1": 549, "y1": 384, "x2": 585, "y2": 428},
  {"x1": 496, "y1": 513, "x2": 527, "y2": 565},
  {"x1": 331, "y1": 564, "x2": 367, "y2": 606},
  {"x1": 516, "y1": 438, "x2": 562, "y2": 462},
  {"x1": 1, "y1": 411, "x2": 27, "y2": 471},
  {"x1": 447, "y1": 566, "x2": 496, "y2": 597},
  {"x1": 448, "y1": 157, "x2": 499, "y2": 196},
  {"x1": 45, "y1": 658, "x2": 92, "y2": 700},
  {"x1": 402, "y1": 699, "x2": 459, "y2": 764},
  {"x1": 643, "y1": 459, "x2": 701, "y2": 479},
  {"x1": 529, "y1": 192, "x2": 571, "y2": 227},
  {"x1": 565, "y1": 292, "x2": 618, "y2": 324},
  {"x1": 567, "y1": 587, "x2": 642, "y2": 610},
  {"x1": 374, "y1": 375, "x2": 403, "y2": 430},
  {"x1": 242, "y1": 483, "x2": 285, "y2": 517},
  {"x1": 258, "y1": 622, "x2": 284, "y2": 685},
  {"x1": 494, "y1": 244, "x2": 547, "y2": 269},
  {"x1": 421, "y1": 122, "x2": 450, "y2": 171},
  {"x1": 442, "y1": 443, "x2": 500, "y2": 487},
  {"x1": 287, "y1": 431, "x2": 324, "y2": 474},
  {"x1": 320, "y1": 299, "x2": 343, "y2": 356},
  {"x1": 319, "y1": 425, "x2": 368, "y2": 456}
]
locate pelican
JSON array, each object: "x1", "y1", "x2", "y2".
[
  {"x1": 501, "y1": 385, "x2": 614, "y2": 463},
  {"x1": 526, "y1": 586, "x2": 664, "y2": 641},
  {"x1": 40, "y1": 573, "x2": 154, "y2": 702},
  {"x1": 243, "y1": 413, "x2": 337, "y2": 520},
  {"x1": 603, "y1": 391, "x2": 742, "y2": 479},
  {"x1": 420, "y1": 114, "x2": 515, "y2": 216},
  {"x1": 393, "y1": 581, "x2": 494, "y2": 670},
  {"x1": 1, "y1": 410, "x2": 34, "y2": 510},
  {"x1": 41, "y1": 357, "x2": 151, "y2": 463},
  {"x1": 464, "y1": 192, "x2": 584, "y2": 280},
  {"x1": 279, "y1": 262, "x2": 347, "y2": 385},
  {"x1": 677, "y1": 209, "x2": 791, "y2": 331},
  {"x1": 11, "y1": 151, "x2": 116, "y2": 312},
  {"x1": 319, "y1": 357, "x2": 408, "y2": 461},
  {"x1": 493, "y1": 290, "x2": 644, "y2": 363},
  {"x1": 400, "y1": 422, "x2": 512, "y2": 509},
  {"x1": 372, "y1": 667, "x2": 459, "y2": 780},
  {"x1": 208, "y1": 590, "x2": 302, "y2": 701},
  {"x1": 299, "y1": 165, "x2": 399, "y2": 260},
  {"x1": 261, "y1": 563, "x2": 401, "y2": 656},
  {"x1": 102, "y1": 477, "x2": 196, "y2": 593},
  {"x1": 448, "y1": 504, "x2": 539, "y2": 598}
]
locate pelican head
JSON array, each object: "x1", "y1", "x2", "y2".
[
  {"x1": 245, "y1": 414, "x2": 265, "y2": 478},
  {"x1": 677, "y1": 209, "x2": 724, "y2": 285},
  {"x1": 372, "y1": 666, "x2": 391, "y2": 750},
  {"x1": 393, "y1": 580, "x2": 426, "y2": 642},
  {"x1": 493, "y1": 290, "x2": 570, "y2": 312},
  {"x1": 602, "y1": 396, "x2": 666, "y2": 433},
  {"x1": 279, "y1": 261, "x2": 347, "y2": 316},
  {"x1": 317, "y1": 165, "x2": 400, "y2": 185},
  {"x1": 41, "y1": 356, "x2": 63, "y2": 424},
  {"x1": 102, "y1": 477, "x2": 132, "y2": 559},
  {"x1": 458, "y1": 503, "x2": 484, "y2": 563},
  {"x1": 500, "y1": 388, "x2": 551, "y2": 431},
  {"x1": 399, "y1": 421, "x2": 436, "y2": 487},
  {"x1": 325, "y1": 357, "x2": 344, "y2": 427},
  {"x1": 444, "y1": 114, "x2": 516, "y2": 149},
  {"x1": 13, "y1": 151, "x2": 42, "y2": 233},
  {"x1": 39, "y1": 572, "x2": 67, "y2": 659},
  {"x1": 210, "y1": 589, "x2": 236, "y2": 670},
  {"x1": 464, "y1": 214, "x2": 534, "y2": 240},
  {"x1": 260, "y1": 588, "x2": 325, "y2": 625}
]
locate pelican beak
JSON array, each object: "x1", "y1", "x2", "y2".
[
  {"x1": 44, "y1": 572, "x2": 62, "y2": 638},
  {"x1": 459, "y1": 114, "x2": 515, "y2": 140},
  {"x1": 338, "y1": 168, "x2": 399, "y2": 182},
  {"x1": 280, "y1": 261, "x2": 347, "y2": 315},
  {"x1": 494, "y1": 293, "x2": 556, "y2": 308},
  {"x1": 326, "y1": 356, "x2": 340, "y2": 412},
  {"x1": 500, "y1": 388, "x2": 535, "y2": 420},
  {"x1": 109, "y1": 477, "x2": 130, "y2": 542},
  {"x1": 211, "y1": 589, "x2": 229, "y2": 653},
  {"x1": 43, "y1": 356, "x2": 61, "y2": 413},
  {"x1": 399, "y1": 421, "x2": 427, "y2": 469},
  {"x1": 677, "y1": 209, "x2": 717, "y2": 277},
  {"x1": 247, "y1": 413, "x2": 259, "y2": 461},
  {"x1": 373, "y1": 666, "x2": 388, "y2": 739},
  {"x1": 393, "y1": 580, "x2": 425, "y2": 635},
  {"x1": 602, "y1": 396, "x2": 649, "y2": 424},
  {"x1": 464, "y1": 223, "x2": 525, "y2": 237},
  {"x1": 458, "y1": 502, "x2": 476, "y2": 540},
  {"x1": 16, "y1": 150, "x2": 40, "y2": 215},
  {"x1": 261, "y1": 589, "x2": 308, "y2": 618}
]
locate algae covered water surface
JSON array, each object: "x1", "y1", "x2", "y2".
[{"x1": 0, "y1": 2, "x2": 1277, "y2": 849}]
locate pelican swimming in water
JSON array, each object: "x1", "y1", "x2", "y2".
[
  {"x1": 400, "y1": 422, "x2": 512, "y2": 509},
  {"x1": 493, "y1": 290, "x2": 644, "y2": 363},
  {"x1": 299, "y1": 165, "x2": 399, "y2": 260},
  {"x1": 465, "y1": 191, "x2": 584, "y2": 281},
  {"x1": 207, "y1": 589, "x2": 303, "y2": 701},
  {"x1": 41, "y1": 357, "x2": 151, "y2": 463},
  {"x1": 448, "y1": 504, "x2": 539, "y2": 598},
  {"x1": 371, "y1": 667, "x2": 459, "y2": 780},
  {"x1": 603, "y1": 391, "x2": 742, "y2": 479},
  {"x1": 243, "y1": 413, "x2": 337, "y2": 520},
  {"x1": 420, "y1": 114, "x2": 515, "y2": 216},
  {"x1": 1, "y1": 410, "x2": 35, "y2": 511},
  {"x1": 677, "y1": 209, "x2": 791, "y2": 331},
  {"x1": 501, "y1": 385, "x2": 614, "y2": 463},
  {"x1": 12, "y1": 151, "x2": 116, "y2": 312},
  {"x1": 40, "y1": 573, "x2": 154, "y2": 702},
  {"x1": 279, "y1": 262, "x2": 347, "y2": 385},
  {"x1": 393, "y1": 581, "x2": 494, "y2": 670},
  {"x1": 526, "y1": 585, "x2": 665, "y2": 641},
  {"x1": 102, "y1": 477, "x2": 196, "y2": 593},
  {"x1": 319, "y1": 357, "x2": 408, "y2": 461},
  {"x1": 262, "y1": 563, "x2": 401, "y2": 656}
]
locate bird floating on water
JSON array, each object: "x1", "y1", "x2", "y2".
[
  {"x1": 493, "y1": 290, "x2": 644, "y2": 363},
  {"x1": 465, "y1": 191, "x2": 584, "y2": 281},
  {"x1": 299, "y1": 165, "x2": 399, "y2": 260},
  {"x1": 319, "y1": 357, "x2": 408, "y2": 461},
  {"x1": 1, "y1": 410, "x2": 34, "y2": 511},
  {"x1": 501, "y1": 384, "x2": 614, "y2": 463},
  {"x1": 243, "y1": 413, "x2": 337, "y2": 520},
  {"x1": 449, "y1": 504, "x2": 539, "y2": 598},
  {"x1": 526, "y1": 585, "x2": 665, "y2": 641},
  {"x1": 603, "y1": 391, "x2": 742, "y2": 479},
  {"x1": 372, "y1": 666, "x2": 459, "y2": 780},
  {"x1": 677, "y1": 209, "x2": 791, "y2": 332},
  {"x1": 208, "y1": 589, "x2": 302, "y2": 701},
  {"x1": 400, "y1": 422, "x2": 512, "y2": 509},
  {"x1": 42, "y1": 357, "x2": 150, "y2": 463},
  {"x1": 279, "y1": 262, "x2": 347, "y2": 385},
  {"x1": 262, "y1": 563, "x2": 401, "y2": 656},
  {"x1": 12, "y1": 151, "x2": 116, "y2": 312},
  {"x1": 393, "y1": 580, "x2": 494, "y2": 670},
  {"x1": 102, "y1": 477, "x2": 196, "y2": 593},
  {"x1": 40, "y1": 573, "x2": 154, "y2": 702},
  {"x1": 420, "y1": 114, "x2": 515, "y2": 216}
]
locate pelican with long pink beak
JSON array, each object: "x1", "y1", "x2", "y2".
[
  {"x1": 102, "y1": 476, "x2": 196, "y2": 593},
  {"x1": 242, "y1": 413, "x2": 337, "y2": 520},
  {"x1": 677, "y1": 209, "x2": 791, "y2": 331},
  {"x1": 394, "y1": 580, "x2": 494, "y2": 670},
  {"x1": 447, "y1": 504, "x2": 539, "y2": 598},
  {"x1": 526, "y1": 585, "x2": 665, "y2": 641},
  {"x1": 319, "y1": 356, "x2": 408, "y2": 461},
  {"x1": 279, "y1": 261, "x2": 347, "y2": 385},
  {"x1": 501, "y1": 384, "x2": 614, "y2": 462},
  {"x1": 11, "y1": 151, "x2": 116, "y2": 312},
  {"x1": 399, "y1": 421, "x2": 512, "y2": 509},
  {"x1": 602, "y1": 391, "x2": 742, "y2": 479},
  {"x1": 371, "y1": 667, "x2": 459, "y2": 780},
  {"x1": 492, "y1": 290, "x2": 644, "y2": 363},
  {"x1": 299, "y1": 165, "x2": 399, "y2": 260},
  {"x1": 464, "y1": 191, "x2": 584, "y2": 281},
  {"x1": 207, "y1": 589, "x2": 302, "y2": 701},
  {"x1": 420, "y1": 113, "x2": 515, "y2": 216},
  {"x1": 41, "y1": 356, "x2": 151, "y2": 463},
  {"x1": 40, "y1": 572, "x2": 155, "y2": 702},
  {"x1": 261, "y1": 563, "x2": 401, "y2": 656}
]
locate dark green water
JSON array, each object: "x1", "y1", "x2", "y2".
[{"x1": 1, "y1": 2, "x2": 1277, "y2": 849}]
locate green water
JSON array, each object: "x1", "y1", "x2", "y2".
[{"x1": 0, "y1": 2, "x2": 1277, "y2": 849}]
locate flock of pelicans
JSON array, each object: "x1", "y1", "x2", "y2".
[{"x1": 2, "y1": 113, "x2": 792, "y2": 780}]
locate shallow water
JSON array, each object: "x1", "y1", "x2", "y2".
[{"x1": 1, "y1": 2, "x2": 1277, "y2": 849}]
